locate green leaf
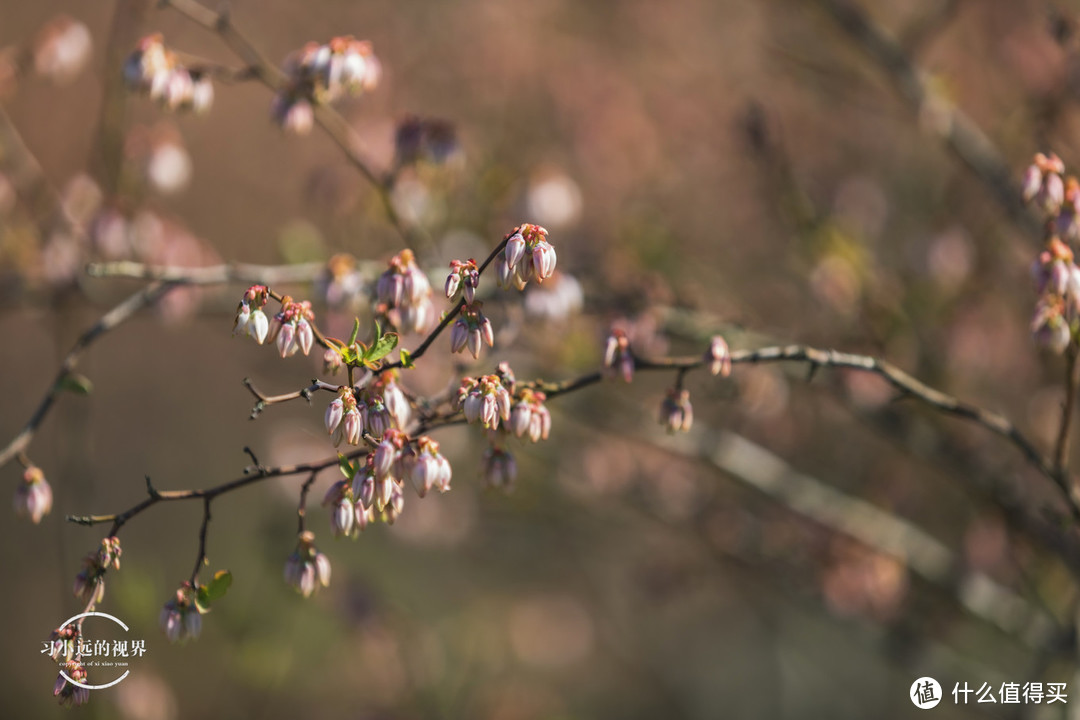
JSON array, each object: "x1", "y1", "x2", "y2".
[
  {"x1": 348, "y1": 317, "x2": 361, "y2": 346},
  {"x1": 58, "y1": 373, "x2": 93, "y2": 396},
  {"x1": 365, "y1": 332, "x2": 399, "y2": 364},
  {"x1": 204, "y1": 570, "x2": 232, "y2": 602},
  {"x1": 194, "y1": 590, "x2": 210, "y2": 614},
  {"x1": 399, "y1": 349, "x2": 415, "y2": 369},
  {"x1": 338, "y1": 453, "x2": 356, "y2": 480}
]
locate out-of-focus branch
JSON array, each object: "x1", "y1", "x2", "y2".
[
  {"x1": 1056, "y1": 345, "x2": 1080, "y2": 475},
  {"x1": 157, "y1": 0, "x2": 435, "y2": 257},
  {"x1": 688, "y1": 428, "x2": 1058, "y2": 646},
  {"x1": 87, "y1": 260, "x2": 326, "y2": 285},
  {"x1": 900, "y1": 0, "x2": 960, "y2": 57},
  {"x1": 0, "y1": 281, "x2": 177, "y2": 471},
  {"x1": 810, "y1": 0, "x2": 1040, "y2": 236}
]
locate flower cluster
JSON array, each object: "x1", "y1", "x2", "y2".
[
  {"x1": 404, "y1": 436, "x2": 453, "y2": 497},
  {"x1": 325, "y1": 380, "x2": 409, "y2": 446},
  {"x1": 14, "y1": 465, "x2": 53, "y2": 524},
  {"x1": 450, "y1": 302, "x2": 494, "y2": 359},
  {"x1": 283, "y1": 531, "x2": 332, "y2": 597},
  {"x1": 524, "y1": 272, "x2": 584, "y2": 322},
  {"x1": 482, "y1": 447, "x2": 517, "y2": 490},
  {"x1": 445, "y1": 258, "x2": 479, "y2": 304},
  {"x1": 706, "y1": 335, "x2": 732, "y2": 377},
  {"x1": 660, "y1": 388, "x2": 694, "y2": 433},
  {"x1": 377, "y1": 249, "x2": 434, "y2": 334},
  {"x1": 458, "y1": 375, "x2": 513, "y2": 430},
  {"x1": 54, "y1": 661, "x2": 89, "y2": 707},
  {"x1": 603, "y1": 328, "x2": 635, "y2": 382},
  {"x1": 159, "y1": 584, "x2": 203, "y2": 643},
  {"x1": 233, "y1": 285, "x2": 271, "y2": 344},
  {"x1": 496, "y1": 223, "x2": 557, "y2": 290},
  {"x1": 72, "y1": 537, "x2": 121, "y2": 606},
  {"x1": 1031, "y1": 237, "x2": 1080, "y2": 353},
  {"x1": 317, "y1": 253, "x2": 367, "y2": 311},
  {"x1": 123, "y1": 34, "x2": 213, "y2": 113},
  {"x1": 510, "y1": 389, "x2": 551, "y2": 442},
  {"x1": 349, "y1": 455, "x2": 404, "y2": 523},
  {"x1": 32, "y1": 15, "x2": 93, "y2": 85},
  {"x1": 1023, "y1": 154, "x2": 1080, "y2": 354},
  {"x1": 322, "y1": 479, "x2": 373, "y2": 538},
  {"x1": 1023, "y1": 153, "x2": 1067, "y2": 216},
  {"x1": 394, "y1": 116, "x2": 461, "y2": 167},
  {"x1": 272, "y1": 36, "x2": 381, "y2": 134},
  {"x1": 269, "y1": 298, "x2": 317, "y2": 358}
]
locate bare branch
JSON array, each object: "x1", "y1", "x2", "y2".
[{"x1": 0, "y1": 281, "x2": 178, "y2": 471}]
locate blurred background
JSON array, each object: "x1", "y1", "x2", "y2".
[{"x1": 3, "y1": 0, "x2": 1080, "y2": 717}]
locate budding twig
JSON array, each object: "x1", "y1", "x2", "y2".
[
  {"x1": 157, "y1": 0, "x2": 434, "y2": 258},
  {"x1": 531, "y1": 343, "x2": 1074, "y2": 517}
]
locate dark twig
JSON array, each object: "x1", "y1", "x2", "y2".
[
  {"x1": 1055, "y1": 344, "x2": 1080, "y2": 476},
  {"x1": 0, "y1": 281, "x2": 178, "y2": 471},
  {"x1": 296, "y1": 472, "x2": 318, "y2": 533},
  {"x1": 189, "y1": 497, "x2": 212, "y2": 585},
  {"x1": 531, "y1": 343, "x2": 1072, "y2": 514}
]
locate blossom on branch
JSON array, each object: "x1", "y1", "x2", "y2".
[{"x1": 13, "y1": 465, "x2": 53, "y2": 524}]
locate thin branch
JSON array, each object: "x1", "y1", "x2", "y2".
[
  {"x1": 0, "y1": 281, "x2": 177, "y2": 471},
  {"x1": 810, "y1": 0, "x2": 1039, "y2": 236},
  {"x1": 1056, "y1": 344, "x2": 1080, "y2": 474},
  {"x1": 86, "y1": 260, "x2": 326, "y2": 286},
  {"x1": 531, "y1": 343, "x2": 1072, "y2": 514},
  {"x1": 68, "y1": 446, "x2": 369, "y2": 531},
  {"x1": 189, "y1": 497, "x2": 211, "y2": 585},
  {"x1": 380, "y1": 233, "x2": 512, "y2": 372},
  {"x1": 296, "y1": 472, "x2": 318, "y2": 533},
  {"x1": 242, "y1": 378, "x2": 336, "y2": 419},
  {"x1": 157, "y1": 0, "x2": 433, "y2": 257}
]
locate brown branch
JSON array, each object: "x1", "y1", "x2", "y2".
[
  {"x1": 242, "y1": 378, "x2": 336, "y2": 419},
  {"x1": 157, "y1": 0, "x2": 434, "y2": 257},
  {"x1": 67, "y1": 446, "x2": 366, "y2": 532},
  {"x1": 810, "y1": 0, "x2": 1040, "y2": 236},
  {"x1": 296, "y1": 472, "x2": 318, "y2": 533},
  {"x1": 189, "y1": 497, "x2": 211, "y2": 585},
  {"x1": 0, "y1": 281, "x2": 177, "y2": 471},
  {"x1": 86, "y1": 260, "x2": 326, "y2": 286},
  {"x1": 530, "y1": 343, "x2": 1073, "y2": 515},
  {"x1": 380, "y1": 232, "x2": 512, "y2": 372},
  {"x1": 1055, "y1": 344, "x2": 1080, "y2": 475}
]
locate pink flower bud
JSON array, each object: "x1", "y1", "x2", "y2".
[
  {"x1": 445, "y1": 271, "x2": 461, "y2": 300},
  {"x1": 297, "y1": 318, "x2": 314, "y2": 356},
  {"x1": 373, "y1": 439, "x2": 397, "y2": 480},
  {"x1": 250, "y1": 309, "x2": 269, "y2": 344},
  {"x1": 14, "y1": 466, "x2": 53, "y2": 524},
  {"x1": 450, "y1": 316, "x2": 469, "y2": 354},
  {"x1": 505, "y1": 232, "x2": 526, "y2": 272},
  {"x1": 325, "y1": 397, "x2": 344, "y2": 435},
  {"x1": 467, "y1": 326, "x2": 482, "y2": 359},
  {"x1": 707, "y1": 335, "x2": 732, "y2": 377},
  {"x1": 343, "y1": 408, "x2": 362, "y2": 446},
  {"x1": 277, "y1": 322, "x2": 297, "y2": 358},
  {"x1": 480, "y1": 315, "x2": 494, "y2": 348}
]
